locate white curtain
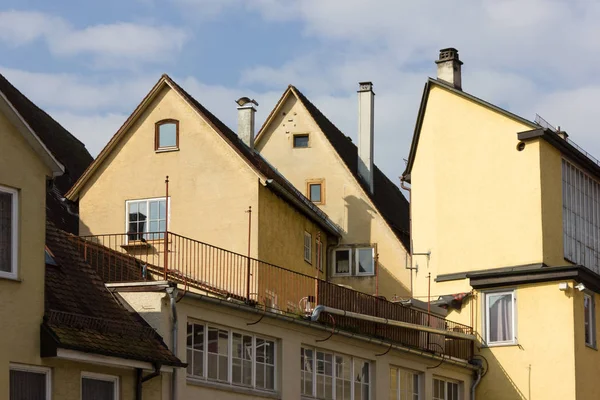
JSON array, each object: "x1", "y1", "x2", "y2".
[{"x1": 489, "y1": 294, "x2": 512, "y2": 342}]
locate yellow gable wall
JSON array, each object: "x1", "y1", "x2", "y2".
[
  {"x1": 410, "y1": 85, "x2": 546, "y2": 299},
  {"x1": 78, "y1": 85, "x2": 260, "y2": 257},
  {"x1": 256, "y1": 94, "x2": 411, "y2": 299},
  {"x1": 0, "y1": 109, "x2": 51, "y2": 395}
]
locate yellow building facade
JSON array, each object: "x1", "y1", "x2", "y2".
[
  {"x1": 67, "y1": 75, "x2": 339, "y2": 283},
  {"x1": 255, "y1": 85, "x2": 412, "y2": 299},
  {"x1": 405, "y1": 48, "x2": 600, "y2": 399}
]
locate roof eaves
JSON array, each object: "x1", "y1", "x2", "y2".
[{"x1": 0, "y1": 90, "x2": 64, "y2": 176}]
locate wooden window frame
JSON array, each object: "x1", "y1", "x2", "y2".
[
  {"x1": 155, "y1": 119, "x2": 180, "y2": 151},
  {"x1": 585, "y1": 293, "x2": 596, "y2": 348},
  {"x1": 292, "y1": 133, "x2": 310, "y2": 148},
  {"x1": 306, "y1": 179, "x2": 325, "y2": 205},
  {"x1": 304, "y1": 232, "x2": 312, "y2": 264},
  {"x1": 81, "y1": 372, "x2": 119, "y2": 400},
  {"x1": 0, "y1": 185, "x2": 18, "y2": 280}
]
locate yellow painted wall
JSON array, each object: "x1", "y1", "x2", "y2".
[
  {"x1": 42, "y1": 359, "x2": 164, "y2": 400},
  {"x1": 256, "y1": 94, "x2": 411, "y2": 299},
  {"x1": 78, "y1": 85, "x2": 260, "y2": 257},
  {"x1": 0, "y1": 109, "x2": 52, "y2": 398},
  {"x1": 440, "y1": 282, "x2": 576, "y2": 400},
  {"x1": 573, "y1": 289, "x2": 600, "y2": 399},
  {"x1": 410, "y1": 85, "x2": 546, "y2": 299},
  {"x1": 121, "y1": 290, "x2": 474, "y2": 400}
]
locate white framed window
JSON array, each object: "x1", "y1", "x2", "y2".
[
  {"x1": 432, "y1": 378, "x2": 459, "y2": 400},
  {"x1": 304, "y1": 232, "x2": 312, "y2": 263},
  {"x1": 484, "y1": 290, "x2": 516, "y2": 346},
  {"x1": 355, "y1": 247, "x2": 374, "y2": 276},
  {"x1": 0, "y1": 185, "x2": 18, "y2": 279},
  {"x1": 9, "y1": 364, "x2": 51, "y2": 400},
  {"x1": 125, "y1": 197, "x2": 169, "y2": 241},
  {"x1": 390, "y1": 366, "x2": 421, "y2": 400},
  {"x1": 81, "y1": 372, "x2": 119, "y2": 400},
  {"x1": 332, "y1": 246, "x2": 375, "y2": 277},
  {"x1": 585, "y1": 293, "x2": 596, "y2": 347},
  {"x1": 301, "y1": 346, "x2": 370, "y2": 399},
  {"x1": 187, "y1": 320, "x2": 276, "y2": 392},
  {"x1": 155, "y1": 119, "x2": 179, "y2": 150}
]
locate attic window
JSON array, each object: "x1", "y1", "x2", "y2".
[
  {"x1": 155, "y1": 120, "x2": 179, "y2": 151},
  {"x1": 293, "y1": 134, "x2": 309, "y2": 148}
]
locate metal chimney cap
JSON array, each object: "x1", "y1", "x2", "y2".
[
  {"x1": 235, "y1": 97, "x2": 258, "y2": 107},
  {"x1": 358, "y1": 82, "x2": 373, "y2": 92},
  {"x1": 436, "y1": 48, "x2": 463, "y2": 65}
]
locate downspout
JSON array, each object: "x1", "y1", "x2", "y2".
[
  {"x1": 470, "y1": 359, "x2": 483, "y2": 400},
  {"x1": 400, "y1": 176, "x2": 414, "y2": 296},
  {"x1": 135, "y1": 364, "x2": 161, "y2": 400},
  {"x1": 166, "y1": 287, "x2": 178, "y2": 400}
]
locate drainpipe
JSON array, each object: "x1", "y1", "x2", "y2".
[
  {"x1": 135, "y1": 364, "x2": 161, "y2": 400},
  {"x1": 470, "y1": 359, "x2": 483, "y2": 400},
  {"x1": 166, "y1": 286, "x2": 178, "y2": 400}
]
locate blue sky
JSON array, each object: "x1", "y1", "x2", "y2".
[{"x1": 2, "y1": 0, "x2": 600, "y2": 184}]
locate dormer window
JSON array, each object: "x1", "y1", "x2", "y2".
[{"x1": 155, "y1": 120, "x2": 179, "y2": 151}]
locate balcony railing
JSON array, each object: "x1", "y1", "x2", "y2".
[{"x1": 71, "y1": 232, "x2": 474, "y2": 361}]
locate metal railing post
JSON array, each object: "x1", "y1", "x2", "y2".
[
  {"x1": 245, "y1": 206, "x2": 252, "y2": 303},
  {"x1": 164, "y1": 176, "x2": 169, "y2": 280}
]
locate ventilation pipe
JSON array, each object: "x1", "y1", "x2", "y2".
[{"x1": 357, "y1": 82, "x2": 375, "y2": 193}]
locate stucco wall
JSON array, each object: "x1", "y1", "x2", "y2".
[
  {"x1": 410, "y1": 85, "x2": 545, "y2": 299},
  {"x1": 256, "y1": 94, "x2": 411, "y2": 299},
  {"x1": 469, "y1": 282, "x2": 575, "y2": 399},
  {"x1": 78, "y1": 86, "x2": 260, "y2": 257},
  {"x1": 0, "y1": 110, "x2": 51, "y2": 397},
  {"x1": 573, "y1": 289, "x2": 600, "y2": 399}
]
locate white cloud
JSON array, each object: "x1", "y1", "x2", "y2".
[{"x1": 0, "y1": 10, "x2": 187, "y2": 68}]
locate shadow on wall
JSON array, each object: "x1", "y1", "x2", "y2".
[
  {"x1": 474, "y1": 345, "x2": 529, "y2": 400},
  {"x1": 340, "y1": 195, "x2": 410, "y2": 298}
]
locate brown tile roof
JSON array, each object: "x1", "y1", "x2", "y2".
[
  {"x1": 43, "y1": 223, "x2": 183, "y2": 366},
  {"x1": 291, "y1": 86, "x2": 410, "y2": 247},
  {"x1": 0, "y1": 73, "x2": 93, "y2": 233}
]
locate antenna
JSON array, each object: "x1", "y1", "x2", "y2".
[{"x1": 534, "y1": 114, "x2": 557, "y2": 132}]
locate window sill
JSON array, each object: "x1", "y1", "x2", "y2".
[
  {"x1": 585, "y1": 343, "x2": 598, "y2": 351},
  {"x1": 331, "y1": 274, "x2": 375, "y2": 278},
  {"x1": 155, "y1": 147, "x2": 179, "y2": 153},
  {"x1": 186, "y1": 377, "x2": 279, "y2": 399},
  {"x1": 0, "y1": 273, "x2": 20, "y2": 282},
  {"x1": 482, "y1": 341, "x2": 518, "y2": 348}
]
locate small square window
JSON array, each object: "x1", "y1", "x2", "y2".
[
  {"x1": 309, "y1": 184, "x2": 322, "y2": 202},
  {"x1": 293, "y1": 134, "x2": 309, "y2": 148},
  {"x1": 155, "y1": 120, "x2": 179, "y2": 150},
  {"x1": 333, "y1": 249, "x2": 351, "y2": 275}
]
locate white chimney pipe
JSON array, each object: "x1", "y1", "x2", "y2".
[
  {"x1": 435, "y1": 48, "x2": 463, "y2": 90},
  {"x1": 236, "y1": 97, "x2": 258, "y2": 149},
  {"x1": 358, "y1": 82, "x2": 374, "y2": 194}
]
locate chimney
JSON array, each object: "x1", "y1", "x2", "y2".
[
  {"x1": 236, "y1": 97, "x2": 258, "y2": 149},
  {"x1": 435, "y1": 48, "x2": 463, "y2": 90},
  {"x1": 357, "y1": 82, "x2": 375, "y2": 194}
]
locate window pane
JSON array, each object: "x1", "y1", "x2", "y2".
[
  {"x1": 293, "y1": 135, "x2": 309, "y2": 148},
  {"x1": 149, "y1": 201, "x2": 159, "y2": 220},
  {"x1": 357, "y1": 248, "x2": 374, "y2": 274},
  {"x1": 488, "y1": 293, "x2": 513, "y2": 343},
  {"x1": 158, "y1": 123, "x2": 177, "y2": 148},
  {"x1": 301, "y1": 348, "x2": 314, "y2": 396},
  {"x1": 335, "y1": 250, "x2": 350, "y2": 274},
  {"x1": 0, "y1": 191, "x2": 13, "y2": 272},
  {"x1": 310, "y1": 184, "x2": 322, "y2": 202},
  {"x1": 193, "y1": 323, "x2": 204, "y2": 350},
  {"x1": 389, "y1": 368, "x2": 398, "y2": 400},
  {"x1": 82, "y1": 377, "x2": 115, "y2": 400},
  {"x1": 10, "y1": 370, "x2": 46, "y2": 400}
]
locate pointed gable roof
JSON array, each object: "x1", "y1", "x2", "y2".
[
  {"x1": 256, "y1": 86, "x2": 410, "y2": 248},
  {"x1": 66, "y1": 74, "x2": 341, "y2": 237}
]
